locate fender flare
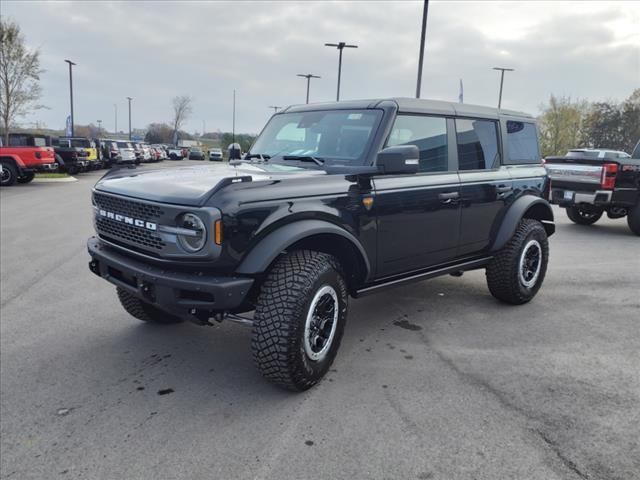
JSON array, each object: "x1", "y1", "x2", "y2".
[
  {"x1": 491, "y1": 196, "x2": 555, "y2": 252},
  {"x1": 0, "y1": 154, "x2": 25, "y2": 169},
  {"x1": 236, "y1": 219, "x2": 371, "y2": 279}
]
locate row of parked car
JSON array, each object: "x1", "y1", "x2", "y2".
[{"x1": 0, "y1": 132, "x2": 228, "y2": 186}]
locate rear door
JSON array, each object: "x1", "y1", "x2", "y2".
[
  {"x1": 455, "y1": 118, "x2": 512, "y2": 257},
  {"x1": 373, "y1": 114, "x2": 461, "y2": 277}
]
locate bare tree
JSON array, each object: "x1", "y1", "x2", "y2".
[
  {"x1": 0, "y1": 19, "x2": 44, "y2": 145},
  {"x1": 171, "y1": 95, "x2": 193, "y2": 144}
]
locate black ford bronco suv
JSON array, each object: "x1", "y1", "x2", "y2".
[{"x1": 88, "y1": 98, "x2": 555, "y2": 390}]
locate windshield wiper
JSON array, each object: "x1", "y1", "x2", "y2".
[
  {"x1": 282, "y1": 155, "x2": 324, "y2": 166},
  {"x1": 244, "y1": 153, "x2": 271, "y2": 161}
]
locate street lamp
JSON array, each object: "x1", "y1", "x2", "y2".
[
  {"x1": 297, "y1": 74, "x2": 321, "y2": 104},
  {"x1": 97, "y1": 119, "x2": 102, "y2": 135},
  {"x1": 113, "y1": 103, "x2": 118, "y2": 134},
  {"x1": 492, "y1": 67, "x2": 514, "y2": 109},
  {"x1": 268, "y1": 106, "x2": 281, "y2": 113},
  {"x1": 324, "y1": 42, "x2": 357, "y2": 101},
  {"x1": 126, "y1": 97, "x2": 133, "y2": 140},
  {"x1": 64, "y1": 60, "x2": 76, "y2": 136}
]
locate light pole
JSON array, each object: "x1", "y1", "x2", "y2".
[
  {"x1": 114, "y1": 103, "x2": 118, "y2": 134},
  {"x1": 297, "y1": 74, "x2": 321, "y2": 104},
  {"x1": 97, "y1": 119, "x2": 102, "y2": 135},
  {"x1": 232, "y1": 89, "x2": 236, "y2": 145},
  {"x1": 324, "y1": 42, "x2": 357, "y2": 101},
  {"x1": 416, "y1": 0, "x2": 429, "y2": 98},
  {"x1": 126, "y1": 97, "x2": 132, "y2": 140},
  {"x1": 64, "y1": 60, "x2": 76, "y2": 136},
  {"x1": 493, "y1": 67, "x2": 514, "y2": 109},
  {"x1": 268, "y1": 106, "x2": 281, "y2": 113}
]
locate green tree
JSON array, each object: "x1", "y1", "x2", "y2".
[
  {"x1": 537, "y1": 95, "x2": 588, "y2": 157},
  {"x1": 581, "y1": 101, "x2": 623, "y2": 150},
  {"x1": 619, "y1": 89, "x2": 640, "y2": 153},
  {"x1": 0, "y1": 19, "x2": 44, "y2": 145}
]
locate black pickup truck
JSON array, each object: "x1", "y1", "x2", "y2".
[
  {"x1": 88, "y1": 98, "x2": 555, "y2": 390},
  {"x1": 49, "y1": 137, "x2": 90, "y2": 174},
  {"x1": 545, "y1": 148, "x2": 640, "y2": 235}
]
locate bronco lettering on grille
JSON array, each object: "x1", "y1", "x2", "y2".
[{"x1": 98, "y1": 209, "x2": 157, "y2": 231}]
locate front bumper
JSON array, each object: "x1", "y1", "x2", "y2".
[
  {"x1": 35, "y1": 163, "x2": 58, "y2": 172},
  {"x1": 87, "y1": 236, "x2": 254, "y2": 323}
]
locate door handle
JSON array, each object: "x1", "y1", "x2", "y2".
[
  {"x1": 495, "y1": 185, "x2": 512, "y2": 193},
  {"x1": 438, "y1": 192, "x2": 460, "y2": 203}
]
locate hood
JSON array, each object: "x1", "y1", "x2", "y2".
[{"x1": 94, "y1": 162, "x2": 322, "y2": 206}]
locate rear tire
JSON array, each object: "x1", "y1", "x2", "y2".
[
  {"x1": 116, "y1": 287, "x2": 183, "y2": 324},
  {"x1": 1, "y1": 162, "x2": 18, "y2": 186},
  {"x1": 627, "y1": 204, "x2": 640, "y2": 236},
  {"x1": 17, "y1": 172, "x2": 35, "y2": 184},
  {"x1": 251, "y1": 250, "x2": 348, "y2": 391},
  {"x1": 566, "y1": 206, "x2": 603, "y2": 225},
  {"x1": 486, "y1": 219, "x2": 549, "y2": 305}
]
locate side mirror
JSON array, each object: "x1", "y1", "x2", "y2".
[{"x1": 376, "y1": 145, "x2": 420, "y2": 175}]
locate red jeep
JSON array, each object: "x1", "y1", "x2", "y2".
[{"x1": 0, "y1": 133, "x2": 58, "y2": 186}]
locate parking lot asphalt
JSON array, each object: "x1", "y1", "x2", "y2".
[{"x1": 1, "y1": 161, "x2": 639, "y2": 480}]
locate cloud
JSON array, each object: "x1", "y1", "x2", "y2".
[{"x1": 3, "y1": 0, "x2": 639, "y2": 134}]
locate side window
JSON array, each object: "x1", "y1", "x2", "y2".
[
  {"x1": 387, "y1": 115, "x2": 448, "y2": 172},
  {"x1": 8, "y1": 135, "x2": 28, "y2": 146},
  {"x1": 505, "y1": 121, "x2": 539, "y2": 164},
  {"x1": 455, "y1": 119, "x2": 500, "y2": 170}
]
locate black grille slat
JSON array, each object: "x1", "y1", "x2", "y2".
[
  {"x1": 93, "y1": 193, "x2": 164, "y2": 220},
  {"x1": 96, "y1": 218, "x2": 165, "y2": 250}
]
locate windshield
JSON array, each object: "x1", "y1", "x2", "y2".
[
  {"x1": 67, "y1": 138, "x2": 90, "y2": 148},
  {"x1": 117, "y1": 141, "x2": 132, "y2": 148},
  {"x1": 250, "y1": 109, "x2": 382, "y2": 166}
]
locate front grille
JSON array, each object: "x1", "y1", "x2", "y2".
[
  {"x1": 93, "y1": 193, "x2": 164, "y2": 221},
  {"x1": 96, "y1": 217, "x2": 165, "y2": 250}
]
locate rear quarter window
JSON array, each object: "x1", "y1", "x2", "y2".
[{"x1": 505, "y1": 121, "x2": 540, "y2": 164}]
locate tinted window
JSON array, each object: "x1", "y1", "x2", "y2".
[
  {"x1": 506, "y1": 121, "x2": 539, "y2": 164},
  {"x1": 455, "y1": 119, "x2": 500, "y2": 170},
  {"x1": 8, "y1": 135, "x2": 28, "y2": 146},
  {"x1": 387, "y1": 115, "x2": 448, "y2": 172}
]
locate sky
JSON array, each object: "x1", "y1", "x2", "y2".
[{"x1": 3, "y1": 0, "x2": 639, "y2": 134}]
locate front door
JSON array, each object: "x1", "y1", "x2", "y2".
[{"x1": 372, "y1": 114, "x2": 461, "y2": 278}]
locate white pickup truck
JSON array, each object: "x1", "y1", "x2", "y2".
[{"x1": 545, "y1": 148, "x2": 640, "y2": 235}]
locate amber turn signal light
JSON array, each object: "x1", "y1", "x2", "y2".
[{"x1": 214, "y1": 219, "x2": 223, "y2": 245}]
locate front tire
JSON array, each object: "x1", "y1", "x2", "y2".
[
  {"x1": 566, "y1": 206, "x2": 603, "y2": 225},
  {"x1": 251, "y1": 250, "x2": 348, "y2": 391},
  {"x1": 117, "y1": 287, "x2": 183, "y2": 324},
  {"x1": 627, "y1": 204, "x2": 640, "y2": 236},
  {"x1": 17, "y1": 172, "x2": 35, "y2": 184},
  {"x1": 1, "y1": 163, "x2": 18, "y2": 186},
  {"x1": 486, "y1": 219, "x2": 549, "y2": 305}
]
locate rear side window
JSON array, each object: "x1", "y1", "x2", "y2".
[
  {"x1": 455, "y1": 119, "x2": 500, "y2": 170},
  {"x1": 8, "y1": 135, "x2": 28, "y2": 146},
  {"x1": 505, "y1": 121, "x2": 539, "y2": 164},
  {"x1": 387, "y1": 115, "x2": 448, "y2": 172}
]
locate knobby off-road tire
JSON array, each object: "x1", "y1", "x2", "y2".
[
  {"x1": 116, "y1": 287, "x2": 183, "y2": 324},
  {"x1": 486, "y1": 219, "x2": 549, "y2": 305},
  {"x1": 251, "y1": 250, "x2": 348, "y2": 391},
  {"x1": 627, "y1": 204, "x2": 640, "y2": 236},
  {"x1": 566, "y1": 206, "x2": 603, "y2": 225},
  {"x1": 1, "y1": 162, "x2": 18, "y2": 186},
  {"x1": 17, "y1": 172, "x2": 35, "y2": 184}
]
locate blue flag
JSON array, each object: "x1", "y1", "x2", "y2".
[
  {"x1": 65, "y1": 115, "x2": 72, "y2": 136},
  {"x1": 458, "y1": 79, "x2": 464, "y2": 103}
]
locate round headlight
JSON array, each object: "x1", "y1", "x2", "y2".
[{"x1": 177, "y1": 213, "x2": 207, "y2": 252}]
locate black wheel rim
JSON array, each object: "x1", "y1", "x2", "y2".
[
  {"x1": 519, "y1": 240, "x2": 542, "y2": 288},
  {"x1": 304, "y1": 285, "x2": 338, "y2": 361}
]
